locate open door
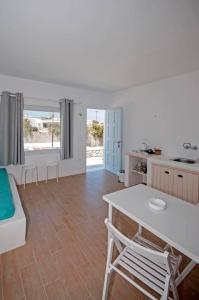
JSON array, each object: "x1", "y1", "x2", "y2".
[
  {"x1": 104, "y1": 108, "x2": 122, "y2": 174},
  {"x1": 86, "y1": 109, "x2": 105, "y2": 170}
]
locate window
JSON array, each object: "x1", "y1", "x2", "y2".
[{"x1": 23, "y1": 109, "x2": 60, "y2": 151}]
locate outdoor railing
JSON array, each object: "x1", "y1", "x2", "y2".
[{"x1": 86, "y1": 147, "x2": 103, "y2": 158}]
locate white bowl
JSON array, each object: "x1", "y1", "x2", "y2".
[{"x1": 148, "y1": 198, "x2": 167, "y2": 211}]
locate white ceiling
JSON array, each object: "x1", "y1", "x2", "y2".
[{"x1": 0, "y1": 0, "x2": 199, "y2": 92}]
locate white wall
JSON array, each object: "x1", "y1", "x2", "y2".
[
  {"x1": 113, "y1": 70, "x2": 199, "y2": 166},
  {"x1": 0, "y1": 74, "x2": 113, "y2": 183}
]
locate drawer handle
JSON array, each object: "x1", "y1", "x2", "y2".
[
  {"x1": 178, "y1": 174, "x2": 183, "y2": 178},
  {"x1": 164, "y1": 171, "x2": 170, "y2": 174}
]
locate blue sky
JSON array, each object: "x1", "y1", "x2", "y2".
[
  {"x1": 24, "y1": 110, "x2": 60, "y2": 119},
  {"x1": 24, "y1": 108, "x2": 105, "y2": 123},
  {"x1": 87, "y1": 109, "x2": 105, "y2": 123}
]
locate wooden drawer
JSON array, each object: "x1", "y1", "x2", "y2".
[
  {"x1": 152, "y1": 164, "x2": 173, "y2": 194},
  {"x1": 152, "y1": 163, "x2": 199, "y2": 204},
  {"x1": 173, "y1": 170, "x2": 199, "y2": 204}
]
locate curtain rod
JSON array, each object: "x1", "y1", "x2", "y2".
[
  {"x1": 0, "y1": 93, "x2": 81, "y2": 104},
  {"x1": 0, "y1": 92, "x2": 16, "y2": 96}
]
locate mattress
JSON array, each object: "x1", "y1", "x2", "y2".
[{"x1": 0, "y1": 168, "x2": 15, "y2": 220}]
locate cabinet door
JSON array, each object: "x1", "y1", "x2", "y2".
[
  {"x1": 173, "y1": 170, "x2": 199, "y2": 204},
  {"x1": 152, "y1": 164, "x2": 174, "y2": 194}
]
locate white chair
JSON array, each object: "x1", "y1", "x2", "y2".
[
  {"x1": 21, "y1": 164, "x2": 38, "y2": 189},
  {"x1": 46, "y1": 161, "x2": 59, "y2": 183},
  {"x1": 102, "y1": 219, "x2": 181, "y2": 300}
]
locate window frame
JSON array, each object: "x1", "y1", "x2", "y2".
[{"x1": 24, "y1": 105, "x2": 61, "y2": 154}]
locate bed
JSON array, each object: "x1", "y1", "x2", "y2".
[{"x1": 0, "y1": 169, "x2": 26, "y2": 254}]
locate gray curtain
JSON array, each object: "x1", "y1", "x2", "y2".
[
  {"x1": 0, "y1": 91, "x2": 25, "y2": 165},
  {"x1": 59, "y1": 98, "x2": 74, "y2": 160}
]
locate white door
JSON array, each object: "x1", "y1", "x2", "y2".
[{"x1": 104, "y1": 108, "x2": 122, "y2": 174}]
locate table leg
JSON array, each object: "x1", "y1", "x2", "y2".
[
  {"x1": 107, "y1": 204, "x2": 113, "y2": 251},
  {"x1": 175, "y1": 260, "x2": 197, "y2": 286},
  {"x1": 108, "y1": 203, "x2": 112, "y2": 223}
]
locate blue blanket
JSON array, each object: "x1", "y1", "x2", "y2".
[{"x1": 0, "y1": 168, "x2": 15, "y2": 220}]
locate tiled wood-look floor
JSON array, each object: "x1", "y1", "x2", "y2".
[{"x1": 0, "y1": 170, "x2": 199, "y2": 300}]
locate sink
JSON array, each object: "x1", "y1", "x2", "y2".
[{"x1": 171, "y1": 158, "x2": 196, "y2": 164}]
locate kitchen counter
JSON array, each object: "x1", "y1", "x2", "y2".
[
  {"x1": 125, "y1": 151, "x2": 199, "y2": 187},
  {"x1": 148, "y1": 155, "x2": 199, "y2": 173},
  {"x1": 127, "y1": 151, "x2": 153, "y2": 159},
  {"x1": 147, "y1": 155, "x2": 199, "y2": 187},
  {"x1": 125, "y1": 151, "x2": 199, "y2": 203}
]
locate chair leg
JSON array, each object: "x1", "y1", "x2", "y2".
[
  {"x1": 164, "y1": 245, "x2": 181, "y2": 277},
  {"x1": 35, "y1": 167, "x2": 38, "y2": 185},
  {"x1": 102, "y1": 269, "x2": 111, "y2": 300},
  {"x1": 56, "y1": 165, "x2": 59, "y2": 182},
  {"x1": 21, "y1": 166, "x2": 24, "y2": 186},
  {"x1": 170, "y1": 280, "x2": 179, "y2": 300},
  {"x1": 24, "y1": 170, "x2": 27, "y2": 189},
  {"x1": 102, "y1": 238, "x2": 114, "y2": 300},
  {"x1": 115, "y1": 239, "x2": 122, "y2": 253},
  {"x1": 138, "y1": 224, "x2": 142, "y2": 235}
]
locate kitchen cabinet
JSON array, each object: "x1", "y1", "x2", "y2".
[
  {"x1": 152, "y1": 164, "x2": 199, "y2": 204},
  {"x1": 173, "y1": 169, "x2": 198, "y2": 204},
  {"x1": 152, "y1": 164, "x2": 173, "y2": 195}
]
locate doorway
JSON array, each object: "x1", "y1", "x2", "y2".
[
  {"x1": 104, "y1": 108, "x2": 122, "y2": 174},
  {"x1": 86, "y1": 109, "x2": 105, "y2": 170}
]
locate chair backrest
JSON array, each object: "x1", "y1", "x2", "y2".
[{"x1": 105, "y1": 218, "x2": 172, "y2": 274}]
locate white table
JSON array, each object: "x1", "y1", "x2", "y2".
[{"x1": 103, "y1": 184, "x2": 199, "y2": 286}]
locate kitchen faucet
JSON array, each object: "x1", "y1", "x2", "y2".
[{"x1": 183, "y1": 143, "x2": 198, "y2": 150}]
